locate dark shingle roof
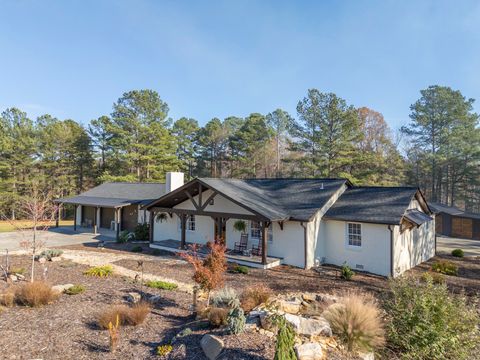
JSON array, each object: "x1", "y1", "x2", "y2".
[
  {"x1": 429, "y1": 202, "x2": 480, "y2": 219},
  {"x1": 147, "y1": 178, "x2": 349, "y2": 221},
  {"x1": 404, "y1": 209, "x2": 432, "y2": 225},
  {"x1": 324, "y1": 186, "x2": 420, "y2": 225},
  {"x1": 56, "y1": 182, "x2": 166, "y2": 208}
]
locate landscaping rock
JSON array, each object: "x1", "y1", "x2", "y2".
[
  {"x1": 15, "y1": 274, "x2": 25, "y2": 281},
  {"x1": 200, "y1": 334, "x2": 224, "y2": 360},
  {"x1": 127, "y1": 292, "x2": 142, "y2": 303},
  {"x1": 38, "y1": 257, "x2": 47, "y2": 264},
  {"x1": 8, "y1": 274, "x2": 18, "y2": 282},
  {"x1": 295, "y1": 342, "x2": 323, "y2": 360},
  {"x1": 358, "y1": 352, "x2": 374, "y2": 360},
  {"x1": 277, "y1": 297, "x2": 302, "y2": 314},
  {"x1": 315, "y1": 294, "x2": 338, "y2": 304},
  {"x1": 52, "y1": 284, "x2": 74, "y2": 294},
  {"x1": 286, "y1": 314, "x2": 332, "y2": 337},
  {"x1": 50, "y1": 257, "x2": 62, "y2": 262}
]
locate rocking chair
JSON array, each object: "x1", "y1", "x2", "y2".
[
  {"x1": 234, "y1": 233, "x2": 248, "y2": 252},
  {"x1": 251, "y1": 238, "x2": 263, "y2": 256}
]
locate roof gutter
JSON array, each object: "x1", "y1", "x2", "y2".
[
  {"x1": 388, "y1": 224, "x2": 395, "y2": 278},
  {"x1": 301, "y1": 222, "x2": 308, "y2": 270}
]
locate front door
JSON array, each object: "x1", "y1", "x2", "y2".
[{"x1": 214, "y1": 217, "x2": 227, "y2": 243}]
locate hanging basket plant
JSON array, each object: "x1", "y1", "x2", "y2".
[
  {"x1": 155, "y1": 213, "x2": 168, "y2": 223},
  {"x1": 233, "y1": 220, "x2": 247, "y2": 233}
]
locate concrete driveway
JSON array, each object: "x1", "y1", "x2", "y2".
[
  {"x1": 0, "y1": 226, "x2": 108, "y2": 252},
  {"x1": 436, "y1": 235, "x2": 480, "y2": 257}
]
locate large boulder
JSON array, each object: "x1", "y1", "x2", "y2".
[
  {"x1": 295, "y1": 342, "x2": 323, "y2": 360},
  {"x1": 285, "y1": 314, "x2": 332, "y2": 337},
  {"x1": 200, "y1": 334, "x2": 224, "y2": 360},
  {"x1": 277, "y1": 297, "x2": 302, "y2": 314}
]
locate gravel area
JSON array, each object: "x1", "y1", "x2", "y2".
[{"x1": 0, "y1": 255, "x2": 275, "y2": 359}]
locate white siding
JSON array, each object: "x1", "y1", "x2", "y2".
[
  {"x1": 322, "y1": 220, "x2": 391, "y2": 276},
  {"x1": 153, "y1": 214, "x2": 214, "y2": 245},
  {"x1": 393, "y1": 199, "x2": 436, "y2": 276},
  {"x1": 174, "y1": 189, "x2": 255, "y2": 216},
  {"x1": 308, "y1": 183, "x2": 348, "y2": 268},
  {"x1": 75, "y1": 205, "x2": 82, "y2": 225}
]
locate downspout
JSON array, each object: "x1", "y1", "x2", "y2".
[
  {"x1": 301, "y1": 222, "x2": 308, "y2": 270},
  {"x1": 388, "y1": 225, "x2": 394, "y2": 278}
]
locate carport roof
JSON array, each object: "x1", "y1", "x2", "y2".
[{"x1": 55, "y1": 182, "x2": 166, "y2": 208}]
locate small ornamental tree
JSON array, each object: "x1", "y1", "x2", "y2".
[{"x1": 180, "y1": 239, "x2": 227, "y2": 304}]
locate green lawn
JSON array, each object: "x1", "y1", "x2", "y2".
[{"x1": 0, "y1": 220, "x2": 73, "y2": 233}]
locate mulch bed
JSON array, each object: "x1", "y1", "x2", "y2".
[{"x1": 0, "y1": 255, "x2": 274, "y2": 359}]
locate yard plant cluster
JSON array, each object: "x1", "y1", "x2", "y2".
[{"x1": 0, "y1": 244, "x2": 478, "y2": 359}]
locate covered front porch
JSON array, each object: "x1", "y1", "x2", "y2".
[{"x1": 150, "y1": 239, "x2": 282, "y2": 269}]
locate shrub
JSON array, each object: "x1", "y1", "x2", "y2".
[
  {"x1": 131, "y1": 245, "x2": 143, "y2": 253},
  {"x1": 340, "y1": 263, "x2": 355, "y2": 280},
  {"x1": 384, "y1": 276, "x2": 480, "y2": 360},
  {"x1": 157, "y1": 344, "x2": 173, "y2": 357},
  {"x1": 227, "y1": 307, "x2": 246, "y2": 334},
  {"x1": 9, "y1": 267, "x2": 26, "y2": 275},
  {"x1": 84, "y1": 265, "x2": 114, "y2": 277},
  {"x1": 211, "y1": 287, "x2": 240, "y2": 309},
  {"x1": 431, "y1": 260, "x2": 458, "y2": 276},
  {"x1": 180, "y1": 240, "x2": 227, "y2": 297},
  {"x1": 420, "y1": 272, "x2": 445, "y2": 285},
  {"x1": 240, "y1": 284, "x2": 272, "y2": 313},
  {"x1": 323, "y1": 292, "x2": 384, "y2": 352},
  {"x1": 124, "y1": 302, "x2": 151, "y2": 325},
  {"x1": 108, "y1": 314, "x2": 120, "y2": 352},
  {"x1": 208, "y1": 307, "x2": 229, "y2": 327},
  {"x1": 152, "y1": 249, "x2": 163, "y2": 256},
  {"x1": 39, "y1": 249, "x2": 63, "y2": 260},
  {"x1": 451, "y1": 249, "x2": 464, "y2": 258},
  {"x1": 134, "y1": 223, "x2": 149, "y2": 241},
  {"x1": 232, "y1": 264, "x2": 249, "y2": 274},
  {"x1": 117, "y1": 230, "x2": 133, "y2": 243},
  {"x1": 15, "y1": 281, "x2": 60, "y2": 307},
  {"x1": 273, "y1": 315, "x2": 297, "y2": 360},
  {"x1": 145, "y1": 280, "x2": 178, "y2": 290},
  {"x1": 64, "y1": 284, "x2": 86, "y2": 295},
  {"x1": 0, "y1": 291, "x2": 15, "y2": 307},
  {"x1": 97, "y1": 302, "x2": 151, "y2": 329}
]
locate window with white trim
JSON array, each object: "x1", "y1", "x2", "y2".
[
  {"x1": 347, "y1": 223, "x2": 362, "y2": 247},
  {"x1": 250, "y1": 221, "x2": 273, "y2": 242},
  {"x1": 177, "y1": 215, "x2": 196, "y2": 231}
]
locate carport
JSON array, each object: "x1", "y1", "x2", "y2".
[{"x1": 54, "y1": 182, "x2": 168, "y2": 241}]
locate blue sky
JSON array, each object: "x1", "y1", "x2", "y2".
[{"x1": 1, "y1": 1, "x2": 480, "y2": 130}]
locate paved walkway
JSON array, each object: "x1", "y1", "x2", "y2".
[{"x1": 437, "y1": 235, "x2": 480, "y2": 257}]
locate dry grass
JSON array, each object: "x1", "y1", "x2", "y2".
[
  {"x1": 323, "y1": 292, "x2": 385, "y2": 352},
  {"x1": 0, "y1": 290, "x2": 15, "y2": 307},
  {"x1": 97, "y1": 302, "x2": 151, "y2": 329},
  {"x1": 15, "y1": 281, "x2": 60, "y2": 307},
  {"x1": 240, "y1": 284, "x2": 272, "y2": 313},
  {"x1": 208, "y1": 307, "x2": 229, "y2": 327}
]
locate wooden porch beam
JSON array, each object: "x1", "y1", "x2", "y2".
[
  {"x1": 185, "y1": 190, "x2": 199, "y2": 210},
  {"x1": 200, "y1": 191, "x2": 217, "y2": 210},
  {"x1": 149, "y1": 210, "x2": 155, "y2": 242},
  {"x1": 73, "y1": 205, "x2": 77, "y2": 231},
  {"x1": 150, "y1": 206, "x2": 265, "y2": 222},
  {"x1": 198, "y1": 183, "x2": 203, "y2": 208},
  {"x1": 180, "y1": 214, "x2": 187, "y2": 249},
  {"x1": 261, "y1": 221, "x2": 269, "y2": 265}
]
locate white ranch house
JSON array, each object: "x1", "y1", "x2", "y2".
[{"x1": 144, "y1": 176, "x2": 435, "y2": 277}]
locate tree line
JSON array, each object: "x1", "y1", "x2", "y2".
[{"x1": 1, "y1": 86, "x2": 479, "y2": 218}]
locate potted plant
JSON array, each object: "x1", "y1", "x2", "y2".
[{"x1": 233, "y1": 220, "x2": 247, "y2": 234}]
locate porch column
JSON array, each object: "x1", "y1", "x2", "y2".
[
  {"x1": 180, "y1": 214, "x2": 187, "y2": 249},
  {"x1": 73, "y1": 205, "x2": 77, "y2": 231},
  {"x1": 261, "y1": 221, "x2": 268, "y2": 265},
  {"x1": 93, "y1": 207, "x2": 98, "y2": 235},
  {"x1": 116, "y1": 208, "x2": 121, "y2": 241},
  {"x1": 55, "y1": 204, "x2": 61, "y2": 228},
  {"x1": 149, "y1": 210, "x2": 155, "y2": 242}
]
